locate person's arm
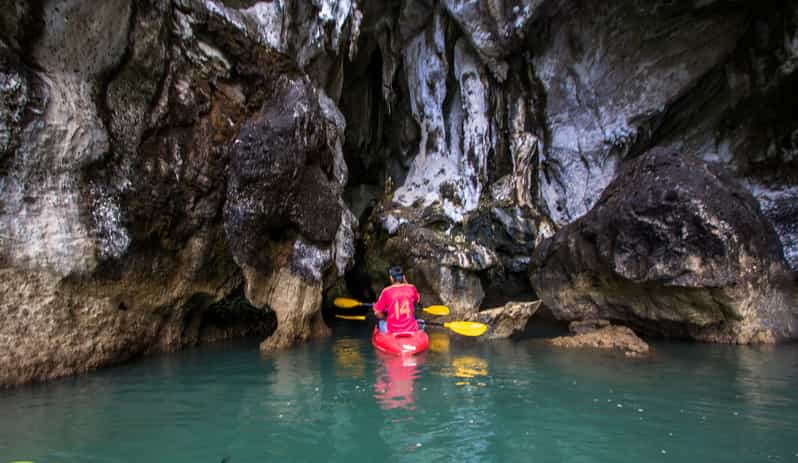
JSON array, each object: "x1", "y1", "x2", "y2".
[
  {"x1": 412, "y1": 286, "x2": 422, "y2": 317},
  {"x1": 373, "y1": 291, "x2": 387, "y2": 319}
]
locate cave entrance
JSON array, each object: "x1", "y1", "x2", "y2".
[{"x1": 335, "y1": 29, "x2": 409, "y2": 304}]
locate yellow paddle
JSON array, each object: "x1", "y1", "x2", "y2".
[
  {"x1": 425, "y1": 321, "x2": 488, "y2": 337},
  {"x1": 333, "y1": 314, "x2": 488, "y2": 337},
  {"x1": 334, "y1": 314, "x2": 367, "y2": 321},
  {"x1": 333, "y1": 297, "x2": 450, "y2": 316},
  {"x1": 334, "y1": 314, "x2": 367, "y2": 320}
]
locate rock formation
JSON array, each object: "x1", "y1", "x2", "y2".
[
  {"x1": 1, "y1": 0, "x2": 797, "y2": 385},
  {"x1": 0, "y1": 0, "x2": 360, "y2": 387},
  {"x1": 549, "y1": 325, "x2": 650, "y2": 358},
  {"x1": 530, "y1": 148, "x2": 798, "y2": 343},
  {"x1": 349, "y1": 0, "x2": 798, "y2": 321}
]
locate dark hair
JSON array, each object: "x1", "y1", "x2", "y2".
[{"x1": 388, "y1": 266, "x2": 404, "y2": 282}]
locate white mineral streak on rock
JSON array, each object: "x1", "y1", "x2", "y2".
[
  {"x1": 214, "y1": 0, "x2": 360, "y2": 67},
  {"x1": 292, "y1": 238, "x2": 333, "y2": 282},
  {"x1": 1, "y1": 0, "x2": 132, "y2": 276},
  {"x1": 439, "y1": 241, "x2": 498, "y2": 270},
  {"x1": 334, "y1": 206, "x2": 357, "y2": 277},
  {"x1": 506, "y1": 79, "x2": 541, "y2": 210},
  {"x1": 453, "y1": 38, "x2": 491, "y2": 214},
  {"x1": 382, "y1": 214, "x2": 407, "y2": 235},
  {"x1": 243, "y1": 1, "x2": 288, "y2": 52},
  {"x1": 535, "y1": 4, "x2": 745, "y2": 225},
  {"x1": 393, "y1": 11, "x2": 453, "y2": 211},
  {"x1": 393, "y1": 16, "x2": 493, "y2": 224},
  {"x1": 749, "y1": 182, "x2": 798, "y2": 271},
  {"x1": 88, "y1": 182, "x2": 131, "y2": 260},
  {"x1": 347, "y1": 7, "x2": 363, "y2": 60},
  {"x1": 297, "y1": 0, "x2": 361, "y2": 68},
  {"x1": 318, "y1": 89, "x2": 357, "y2": 277},
  {"x1": 174, "y1": 8, "x2": 196, "y2": 41},
  {"x1": 203, "y1": 0, "x2": 249, "y2": 33},
  {"x1": 317, "y1": 90, "x2": 348, "y2": 186},
  {"x1": 197, "y1": 40, "x2": 232, "y2": 71},
  {"x1": 318, "y1": 0, "x2": 353, "y2": 51},
  {"x1": 442, "y1": 0, "x2": 542, "y2": 81}
]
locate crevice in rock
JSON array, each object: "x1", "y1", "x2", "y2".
[{"x1": 197, "y1": 286, "x2": 277, "y2": 344}]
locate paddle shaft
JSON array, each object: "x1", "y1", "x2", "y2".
[{"x1": 334, "y1": 297, "x2": 448, "y2": 316}]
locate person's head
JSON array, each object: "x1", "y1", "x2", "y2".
[{"x1": 388, "y1": 266, "x2": 405, "y2": 284}]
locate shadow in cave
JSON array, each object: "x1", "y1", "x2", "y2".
[
  {"x1": 344, "y1": 230, "x2": 378, "y2": 303},
  {"x1": 197, "y1": 286, "x2": 277, "y2": 343}
]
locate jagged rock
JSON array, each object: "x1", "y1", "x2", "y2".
[
  {"x1": 530, "y1": 148, "x2": 798, "y2": 343},
  {"x1": 0, "y1": 0, "x2": 360, "y2": 386},
  {"x1": 363, "y1": 220, "x2": 497, "y2": 316},
  {"x1": 442, "y1": 0, "x2": 540, "y2": 81},
  {"x1": 530, "y1": 1, "x2": 749, "y2": 226},
  {"x1": 223, "y1": 72, "x2": 355, "y2": 349},
  {"x1": 223, "y1": 75, "x2": 342, "y2": 266},
  {"x1": 242, "y1": 265, "x2": 327, "y2": 352},
  {"x1": 549, "y1": 326, "x2": 650, "y2": 357},
  {"x1": 466, "y1": 300, "x2": 542, "y2": 339}
]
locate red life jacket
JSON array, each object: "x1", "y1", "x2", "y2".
[{"x1": 373, "y1": 284, "x2": 420, "y2": 332}]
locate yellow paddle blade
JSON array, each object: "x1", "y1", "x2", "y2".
[
  {"x1": 422, "y1": 305, "x2": 450, "y2": 316},
  {"x1": 333, "y1": 297, "x2": 363, "y2": 309},
  {"x1": 335, "y1": 314, "x2": 366, "y2": 321},
  {"x1": 443, "y1": 321, "x2": 488, "y2": 337}
]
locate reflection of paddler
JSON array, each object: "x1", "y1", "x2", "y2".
[
  {"x1": 334, "y1": 338, "x2": 365, "y2": 379},
  {"x1": 441, "y1": 355, "x2": 488, "y2": 387},
  {"x1": 373, "y1": 351, "x2": 425, "y2": 410}
]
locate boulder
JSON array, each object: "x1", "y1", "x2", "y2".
[
  {"x1": 530, "y1": 148, "x2": 798, "y2": 344},
  {"x1": 549, "y1": 326, "x2": 650, "y2": 357}
]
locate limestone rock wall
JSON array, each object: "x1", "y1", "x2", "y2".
[
  {"x1": 0, "y1": 0, "x2": 360, "y2": 387},
  {"x1": 344, "y1": 0, "x2": 797, "y2": 336}
]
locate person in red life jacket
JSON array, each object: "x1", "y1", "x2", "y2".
[{"x1": 373, "y1": 266, "x2": 421, "y2": 333}]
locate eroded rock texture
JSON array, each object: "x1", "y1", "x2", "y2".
[
  {"x1": 0, "y1": 0, "x2": 360, "y2": 386},
  {"x1": 347, "y1": 0, "x2": 797, "y2": 332},
  {"x1": 549, "y1": 325, "x2": 650, "y2": 358},
  {"x1": 530, "y1": 148, "x2": 798, "y2": 343}
]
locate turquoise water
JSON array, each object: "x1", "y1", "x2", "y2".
[{"x1": 1, "y1": 326, "x2": 797, "y2": 462}]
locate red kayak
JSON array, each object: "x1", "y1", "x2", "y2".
[{"x1": 372, "y1": 327, "x2": 429, "y2": 356}]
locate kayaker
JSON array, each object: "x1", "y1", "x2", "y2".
[{"x1": 373, "y1": 266, "x2": 421, "y2": 333}]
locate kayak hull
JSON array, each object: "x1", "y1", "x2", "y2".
[{"x1": 372, "y1": 327, "x2": 429, "y2": 356}]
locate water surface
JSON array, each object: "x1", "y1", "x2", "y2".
[{"x1": 2, "y1": 326, "x2": 797, "y2": 462}]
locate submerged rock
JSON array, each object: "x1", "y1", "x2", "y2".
[
  {"x1": 530, "y1": 148, "x2": 798, "y2": 344},
  {"x1": 549, "y1": 326, "x2": 650, "y2": 357}
]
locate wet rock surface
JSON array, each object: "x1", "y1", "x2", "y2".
[
  {"x1": 530, "y1": 148, "x2": 798, "y2": 343},
  {"x1": 0, "y1": 0, "x2": 360, "y2": 386},
  {"x1": 549, "y1": 326, "x2": 650, "y2": 357}
]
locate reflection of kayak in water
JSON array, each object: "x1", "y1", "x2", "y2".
[
  {"x1": 374, "y1": 351, "x2": 425, "y2": 410},
  {"x1": 371, "y1": 327, "x2": 429, "y2": 356}
]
